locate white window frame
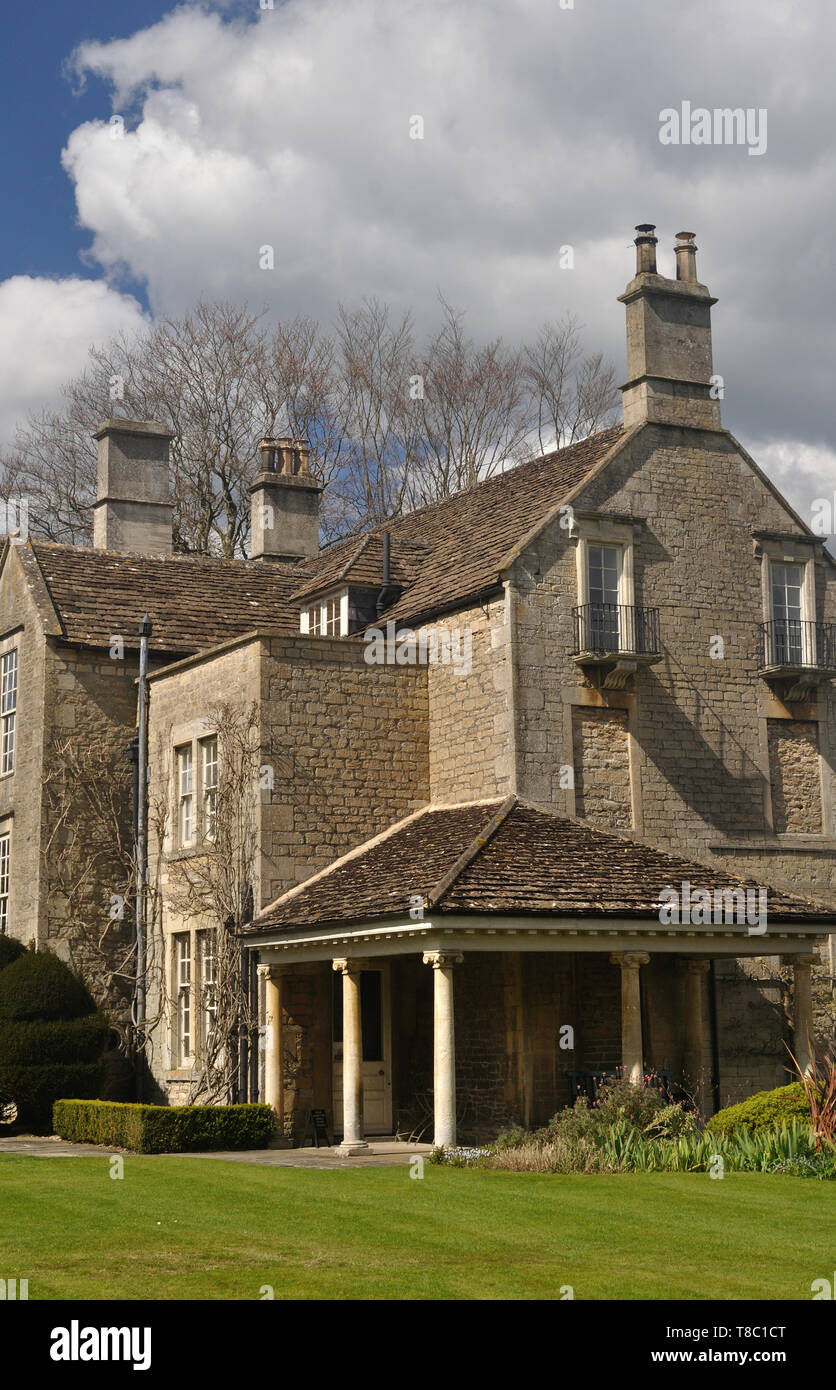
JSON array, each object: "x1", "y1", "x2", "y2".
[
  {"x1": 200, "y1": 735, "x2": 218, "y2": 840},
  {"x1": 300, "y1": 589, "x2": 349, "y2": 638},
  {"x1": 0, "y1": 829, "x2": 9, "y2": 934},
  {"x1": 199, "y1": 929, "x2": 218, "y2": 1054},
  {"x1": 174, "y1": 933, "x2": 192, "y2": 1065},
  {"x1": 574, "y1": 519, "x2": 636, "y2": 654},
  {"x1": 176, "y1": 745, "x2": 194, "y2": 847},
  {"x1": 768, "y1": 557, "x2": 815, "y2": 665},
  {"x1": 1, "y1": 648, "x2": 18, "y2": 776}
]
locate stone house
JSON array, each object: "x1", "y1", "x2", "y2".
[{"x1": 1, "y1": 224, "x2": 835, "y2": 1144}]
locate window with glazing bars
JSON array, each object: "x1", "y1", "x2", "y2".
[{"x1": 1, "y1": 650, "x2": 18, "y2": 775}]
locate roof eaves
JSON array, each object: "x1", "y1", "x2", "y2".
[
  {"x1": 250, "y1": 800, "x2": 439, "y2": 927},
  {"x1": 17, "y1": 541, "x2": 65, "y2": 638}
]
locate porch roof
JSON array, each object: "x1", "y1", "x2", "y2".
[{"x1": 248, "y1": 796, "x2": 836, "y2": 939}]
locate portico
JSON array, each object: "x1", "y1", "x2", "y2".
[
  {"x1": 252, "y1": 918, "x2": 822, "y2": 1148},
  {"x1": 247, "y1": 796, "x2": 834, "y2": 1147}
]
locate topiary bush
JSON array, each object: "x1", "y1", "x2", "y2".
[
  {"x1": 53, "y1": 1099, "x2": 276, "y2": 1153},
  {"x1": 0, "y1": 936, "x2": 26, "y2": 974},
  {"x1": 706, "y1": 1082, "x2": 811, "y2": 1137},
  {"x1": 0, "y1": 949, "x2": 96, "y2": 1022},
  {"x1": 0, "y1": 951, "x2": 105, "y2": 1132}
]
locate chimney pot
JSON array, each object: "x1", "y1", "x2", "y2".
[
  {"x1": 674, "y1": 231, "x2": 699, "y2": 284},
  {"x1": 249, "y1": 433, "x2": 321, "y2": 562},
  {"x1": 634, "y1": 224, "x2": 658, "y2": 275}
]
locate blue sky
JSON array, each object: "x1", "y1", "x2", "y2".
[
  {"x1": 0, "y1": 2, "x2": 174, "y2": 298},
  {"x1": 0, "y1": 0, "x2": 833, "y2": 531}
]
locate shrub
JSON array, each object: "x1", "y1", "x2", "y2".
[
  {"x1": 53, "y1": 1099, "x2": 276, "y2": 1153},
  {"x1": 2, "y1": 1065, "x2": 103, "y2": 1133},
  {"x1": 706, "y1": 1083, "x2": 811, "y2": 1137},
  {"x1": 0, "y1": 951, "x2": 105, "y2": 1131},
  {"x1": 0, "y1": 936, "x2": 26, "y2": 974},
  {"x1": 0, "y1": 950, "x2": 96, "y2": 1022},
  {"x1": 0, "y1": 1014, "x2": 108, "y2": 1066}
]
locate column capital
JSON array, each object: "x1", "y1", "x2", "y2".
[
  {"x1": 258, "y1": 963, "x2": 289, "y2": 982},
  {"x1": 783, "y1": 954, "x2": 813, "y2": 971},
  {"x1": 679, "y1": 958, "x2": 711, "y2": 975},
  {"x1": 332, "y1": 957, "x2": 369, "y2": 975},
  {"x1": 423, "y1": 951, "x2": 464, "y2": 969},
  {"x1": 610, "y1": 951, "x2": 650, "y2": 970}
]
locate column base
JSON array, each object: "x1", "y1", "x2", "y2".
[{"x1": 334, "y1": 1141, "x2": 369, "y2": 1156}]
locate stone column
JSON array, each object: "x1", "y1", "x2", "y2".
[
  {"x1": 785, "y1": 955, "x2": 814, "y2": 1076},
  {"x1": 423, "y1": 952, "x2": 463, "y2": 1148},
  {"x1": 681, "y1": 959, "x2": 710, "y2": 1111},
  {"x1": 258, "y1": 964, "x2": 286, "y2": 1134},
  {"x1": 610, "y1": 952, "x2": 650, "y2": 1083},
  {"x1": 333, "y1": 958, "x2": 368, "y2": 1154}
]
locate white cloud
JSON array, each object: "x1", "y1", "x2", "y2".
[
  {"x1": 4, "y1": 0, "x2": 835, "y2": 511},
  {"x1": 0, "y1": 277, "x2": 148, "y2": 447},
  {"x1": 741, "y1": 438, "x2": 836, "y2": 542}
]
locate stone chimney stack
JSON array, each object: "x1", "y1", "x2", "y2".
[
  {"x1": 249, "y1": 436, "x2": 322, "y2": 562},
  {"x1": 92, "y1": 418, "x2": 174, "y2": 555},
  {"x1": 618, "y1": 225, "x2": 721, "y2": 431}
]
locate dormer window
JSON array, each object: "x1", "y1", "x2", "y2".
[{"x1": 301, "y1": 589, "x2": 348, "y2": 638}]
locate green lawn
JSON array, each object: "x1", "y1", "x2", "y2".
[{"x1": 0, "y1": 1156, "x2": 831, "y2": 1300}]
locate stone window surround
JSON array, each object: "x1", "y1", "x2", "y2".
[
  {"x1": 753, "y1": 685, "x2": 831, "y2": 838},
  {"x1": 167, "y1": 924, "x2": 216, "y2": 1077},
  {"x1": 167, "y1": 718, "x2": 219, "y2": 856},
  {"x1": 755, "y1": 536, "x2": 818, "y2": 627},
  {"x1": 0, "y1": 630, "x2": 20, "y2": 781},
  {"x1": 300, "y1": 588, "x2": 349, "y2": 638},
  {"x1": 560, "y1": 687, "x2": 643, "y2": 834},
  {"x1": 571, "y1": 514, "x2": 638, "y2": 610}
]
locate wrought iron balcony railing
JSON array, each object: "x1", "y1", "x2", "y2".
[
  {"x1": 759, "y1": 619, "x2": 836, "y2": 672},
  {"x1": 572, "y1": 603, "x2": 661, "y2": 659}
]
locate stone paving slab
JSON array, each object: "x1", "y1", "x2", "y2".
[
  {"x1": 0, "y1": 1136, "x2": 432, "y2": 1169},
  {"x1": 0, "y1": 1136, "x2": 116, "y2": 1158}
]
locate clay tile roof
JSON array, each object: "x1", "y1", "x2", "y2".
[
  {"x1": 295, "y1": 425, "x2": 624, "y2": 624},
  {"x1": 29, "y1": 542, "x2": 310, "y2": 656},
  {"x1": 250, "y1": 798, "x2": 836, "y2": 932}
]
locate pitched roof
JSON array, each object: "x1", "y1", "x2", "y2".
[
  {"x1": 292, "y1": 533, "x2": 430, "y2": 602},
  {"x1": 29, "y1": 542, "x2": 310, "y2": 656},
  {"x1": 250, "y1": 797, "x2": 836, "y2": 932},
  {"x1": 18, "y1": 427, "x2": 623, "y2": 656},
  {"x1": 294, "y1": 426, "x2": 624, "y2": 624}
]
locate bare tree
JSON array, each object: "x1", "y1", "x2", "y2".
[
  {"x1": 2, "y1": 298, "x2": 619, "y2": 551},
  {"x1": 331, "y1": 298, "x2": 426, "y2": 531},
  {"x1": 409, "y1": 297, "x2": 533, "y2": 507},
  {"x1": 160, "y1": 703, "x2": 262, "y2": 1104},
  {"x1": 523, "y1": 312, "x2": 619, "y2": 455},
  {"x1": 40, "y1": 734, "x2": 138, "y2": 1033}
]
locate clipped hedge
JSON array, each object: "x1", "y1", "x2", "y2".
[
  {"x1": 53, "y1": 1099, "x2": 276, "y2": 1153},
  {"x1": 0, "y1": 950, "x2": 96, "y2": 1022},
  {"x1": 706, "y1": 1082, "x2": 811, "y2": 1137},
  {"x1": 0, "y1": 936, "x2": 26, "y2": 973}
]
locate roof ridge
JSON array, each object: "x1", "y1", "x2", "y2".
[
  {"x1": 377, "y1": 425, "x2": 623, "y2": 540},
  {"x1": 426, "y1": 794, "x2": 518, "y2": 909},
  {"x1": 252, "y1": 801, "x2": 437, "y2": 920}
]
